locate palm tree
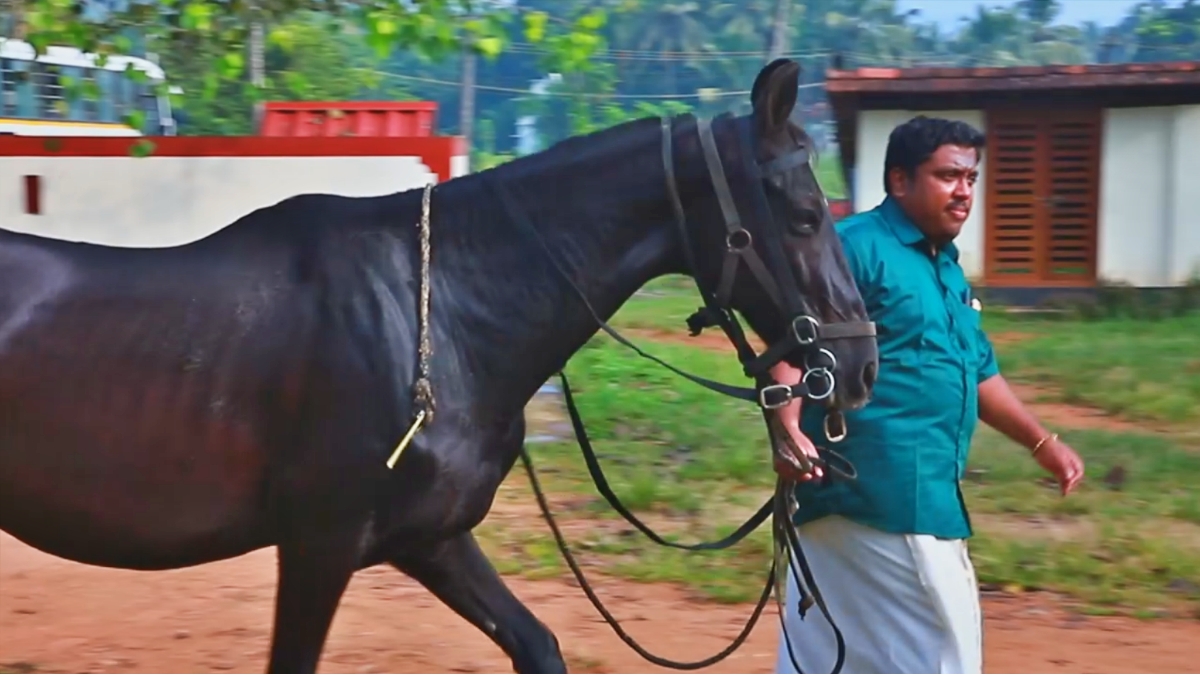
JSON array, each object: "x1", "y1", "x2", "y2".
[
  {"x1": 767, "y1": 0, "x2": 793, "y2": 60},
  {"x1": 615, "y1": 1, "x2": 715, "y2": 94}
]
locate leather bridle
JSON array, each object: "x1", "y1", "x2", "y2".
[{"x1": 660, "y1": 113, "x2": 876, "y2": 459}]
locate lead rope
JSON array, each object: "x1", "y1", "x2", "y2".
[
  {"x1": 413, "y1": 182, "x2": 436, "y2": 418},
  {"x1": 387, "y1": 182, "x2": 436, "y2": 470}
]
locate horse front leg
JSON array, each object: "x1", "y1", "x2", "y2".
[
  {"x1": 266, "y1": 527, "x2": 365, "y2": 673},
  {"x1": 390, "y1": 530, "x2": 567, "y2": 674}
]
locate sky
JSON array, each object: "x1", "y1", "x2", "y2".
[{"x1": 894, "y1": 0, "x2": 1181, "y2": 29}]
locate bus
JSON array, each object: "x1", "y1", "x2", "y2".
[{"x1": 0, "y1": 38, "x2": 178, "y2": 136}]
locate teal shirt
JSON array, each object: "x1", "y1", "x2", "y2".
[{"x1": 793, "y1": 196, "x2": 1000, "y2": 540}]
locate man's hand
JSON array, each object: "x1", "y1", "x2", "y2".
[
  {"x1": 773, "y1": 413, "x2": 823, "y2": 483},
  {"x1": 1035, "y1": 436, "x2": 1085, "y2": 496},
  {"x1": 979, "y1": 374, "x2": 1086, "y2": 496},
  {"x1": 768, "y1": 361, "x2": 823, "y2": 483}
]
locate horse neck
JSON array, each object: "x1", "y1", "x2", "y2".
[{"x1": 433, "y1": 119, "x2": 695, "y2": 417}]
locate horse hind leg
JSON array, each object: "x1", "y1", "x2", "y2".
[{"x1": 390, "y1": 531, "x2": 567, "y2": 674}]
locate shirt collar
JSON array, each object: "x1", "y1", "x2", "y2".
[{"x1": 879, "y1": 196, "x2": 959, "y2": 261}]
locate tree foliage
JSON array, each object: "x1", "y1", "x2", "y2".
[
  {"x1": 4, "y1": 0, "x2": 609, "y2": 128},
  {"x1": 160, "y1": 11, "x2": 412, "y2": 135},
  {"x1": 3, "y1": 0, "x2": 1195, "y2": 151}
]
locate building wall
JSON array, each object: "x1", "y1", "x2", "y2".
[
  {"x1": 0, "y1": 136, "x2": 468, "y2": 248},
  {"x1": 853, "y1": 109, "x2": 988, "y2": 281},
  {"x1": 1098, "y1": 104, "x2": 1200, "y2": 286},
  {"x1": 1171, "y1": 105, "x2": 1200, "y2": 284}
]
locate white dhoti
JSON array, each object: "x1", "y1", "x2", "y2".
[{"x1": 774, "y1": 515, "x2": 982, "y2": 674}]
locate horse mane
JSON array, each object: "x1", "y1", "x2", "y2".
[
  {"x1": 501, "y1": 111, "x2": 819, "y2": 176},
  {"x1": 452, "y1": 109, "x2": 819, "y2": 199}
]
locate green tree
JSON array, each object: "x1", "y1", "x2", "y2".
[
  {"x1": 164, "y1": 11, "x2": 410, "y2": 135},
  {"x1": 11, "y1": 0, "x2": 605, "y2": 132},
  {"x1": 1130, "y1": 0, "x2": 1200, "y2": 61}
]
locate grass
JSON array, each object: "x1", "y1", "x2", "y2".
[
  {"x1": 963, "y1": 426, "x2": 1200, "y2": 614},
  {"x1": 474, "y1": 282, "x2": 1200, "y2": 617},
  {"x1": 980, "y1": 310, "x2": 1200, "y2": 425}
]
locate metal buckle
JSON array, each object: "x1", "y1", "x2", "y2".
[
  {"x1": 726, "y1": 228, "x2": 752, "y2": 252},
  {"x1": 790, "y1": 315, "x2": 819, "y2": 346},
  {"x1": 804, "y1": 347, "x2": 837, "y2": 373},
  {"x1": 758, "y1": 383, "x2": 794, "y2": 410},
  {"x1": 824, "y1": 409, "x2": 848, "y2": 443},
  {"x1": 802, "y1": 368, "x2": 835, "y2": 401}
]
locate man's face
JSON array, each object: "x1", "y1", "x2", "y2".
[{"x1": 890, "y1": 144, "x2": 980, "y2": 244}]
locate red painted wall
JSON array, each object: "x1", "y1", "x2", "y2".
[{"x1": 0, "y1": 135, "x2": 468, "y2": 182}]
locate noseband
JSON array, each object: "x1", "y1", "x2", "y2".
[{"x1": 660, "y1": 114, "x2": 876, "y2": 447}]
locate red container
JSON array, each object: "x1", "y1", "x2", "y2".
[
  {"x1": 258, "y1": 101, "x2": 438, "y2": 138},
  {"x1": 828, "y1": 198, "x2": 853, "y2": 221}
]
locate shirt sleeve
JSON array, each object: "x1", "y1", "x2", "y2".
[{"x1": 976, "y1": 318, "x2": 1001, "y2": 383}]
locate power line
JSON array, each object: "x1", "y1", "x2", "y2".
[
  {"x1": 376, "y1": 70, "x2": 826, "y2": 98},
  {"x1": 501, "y1": 43, "x2": 834, "y2": 62},
  {"x1": 471, "y1": 43, "x2": 1199, "y2": 71},
  {"x1": 502, "y1": 39, "x2": 833, "y2": 59}
]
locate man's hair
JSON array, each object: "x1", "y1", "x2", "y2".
[{"x1": 883, "y1": 116, "x2": 986, "y2": 195}]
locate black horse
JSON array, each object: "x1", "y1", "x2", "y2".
[{"x1": 0, "y1": 60, "x2": 877, "y2": 673}]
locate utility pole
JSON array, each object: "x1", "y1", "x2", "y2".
[
  {"x1": 6, "y1": 0, "x2": 26, "y2": 38},
  {"x1": 249, "y1": 1, "x2": 266, "y2": 131},
  {"x1": 767, "y1": 0, "x2": 792, "y2": 61},
  {"x1": 459, "y1": 41, "x2": 477, "y2": 152}
]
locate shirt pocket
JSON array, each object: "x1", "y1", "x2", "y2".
[
  {"x1": 873, "y1": 281, "x2": 929, "y2": 368},
  {"x1": 950, "y1": 289, "x2": 985, "y2": 368}
]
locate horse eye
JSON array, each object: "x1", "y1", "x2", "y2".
[
  {"x1": 789, "y1": 207, "x2": 822, "y2": 236},
  {"x1": 790, "y1": 221, "x2": 816, "y2": 236}
]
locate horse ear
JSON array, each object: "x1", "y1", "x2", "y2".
[{"x1": 751, "y1": 58, "x2": 801, "y2": 134}]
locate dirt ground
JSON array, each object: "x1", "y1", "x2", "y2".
[{"x1": 3, "y1": 532, "x2": 1198, "y2": 674}]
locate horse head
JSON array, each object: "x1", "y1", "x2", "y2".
[{"x1": 668, "y1": 58, "x2": 879, "y2": 415}]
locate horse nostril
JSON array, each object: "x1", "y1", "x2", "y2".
[{"x1": 862, "y1": 361, "x2": 877, "y2": 389}]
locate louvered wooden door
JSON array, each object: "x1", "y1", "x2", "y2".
[{"x1": 984, "y1": 109, "x2": 1102, "y2": 286}]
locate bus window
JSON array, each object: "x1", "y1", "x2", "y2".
[
  {"x1": 112, "y1": 71, "x2": 132, "y2": 121},
  {"x1": 81, "y1": 67, "x2": 100, "y2": 121},
  {"x1": 63, "y1": 65, "x2": 101, "y2": 122},
  {"x1": 95, "y1": 69, "x2": 115, "y2": 122},
  {"x1": 61, "y1": 65, "x2": 85, "y2": 120},
  {"x1": 135, "y1": 83, "x2": 161, "y2": 132},
  {"x1": 1, "y1": 58, "x2": 35, "y2": 118},
  {"x1": 0, "y1": 58, "x2": 14, "y2": 116},
  {"x1": 31, "y1": 63, "x2": 64, "y2": 119}
]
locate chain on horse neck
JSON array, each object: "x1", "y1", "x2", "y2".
[{"x1": 385, "y1": 182, "x2": 437, "y2": 471}]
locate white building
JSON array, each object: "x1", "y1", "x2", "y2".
[
  {"x1": 826, "y1": 61, "x2": 1200, "y2": 290},
  {"x1": 1, "y1": 135, "x2": 468, "y2": 248}
]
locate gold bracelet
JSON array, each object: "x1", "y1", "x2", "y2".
[{"x1": 1032, "y1": 433, "x2": 1058, "y2": 457}]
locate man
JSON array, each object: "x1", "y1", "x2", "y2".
[{"x1": 769, "y1": 116, "x2": 1085, "y2": 674}]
